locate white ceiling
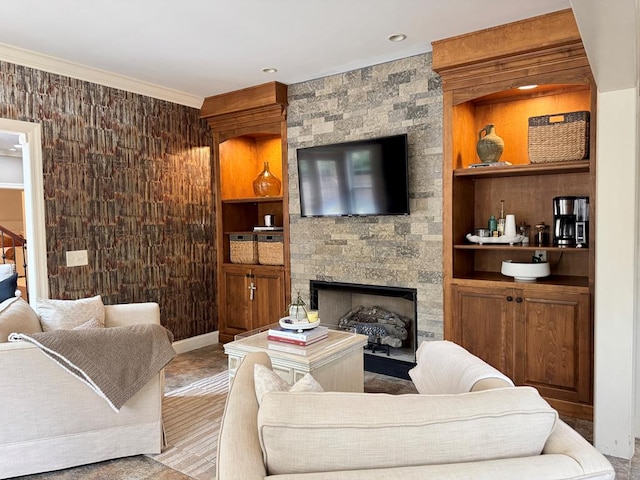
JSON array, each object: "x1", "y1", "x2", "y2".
[{"x1": 0, "y1": 0, "x2": 571, "y2": 108}]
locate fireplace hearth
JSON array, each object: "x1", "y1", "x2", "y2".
[{"x1": 310, "y1": 280, "x2": 417, "y2": 379}]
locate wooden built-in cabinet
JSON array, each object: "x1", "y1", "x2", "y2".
[
  {"x1": 201, "y1": 82, "x2": 291, "y2": 343},
  {"x1": 452, "y1": 281, "x2": 592, "y2": 417},
  {"x1": 221, "y1": 265, "x2": 286, "y2": 337},
  {"x1": 433, "y1": 10, "x2": 596, "y2": 419}
]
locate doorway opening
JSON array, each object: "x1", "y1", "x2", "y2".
[{"x1": 0, "y1": 119, "x2": 48, "y2": 302}]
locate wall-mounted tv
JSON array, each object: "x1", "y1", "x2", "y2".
[{"x1": 296, "y1": 134, "x2": 410, "y2": 217}]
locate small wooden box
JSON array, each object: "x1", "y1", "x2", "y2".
[
  {"x1": 229, "y1": 234, "x2": 258, "y2": 264},
  {"x1": 257, "y1": 233, "x2": 284, "y2": 265}
]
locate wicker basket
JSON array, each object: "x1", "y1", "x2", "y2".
[
  {"x1": 229, "y1": 234, "x2": 258, "y2": 264},
  {"x1": 528, "y1": 111, "x2": 590, "y2": 163},
  {"x1": 257, "y1": 234, "x2": 284, "y2": 266}
]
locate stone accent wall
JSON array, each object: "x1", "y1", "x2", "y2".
[
  {"x1": 0, "y1": 61, "x2": 216, "y2": 340},
  {"x1": 287, "y1": 53, "x2": 444, "y2": 342}
]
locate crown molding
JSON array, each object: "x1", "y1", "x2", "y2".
[{"x1": 0, "y1": 43, "x2": 203, "y2": 109}]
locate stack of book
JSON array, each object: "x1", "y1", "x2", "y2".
[{"x1": 267, "y1": 326, "x2": 329, "y2": 356}]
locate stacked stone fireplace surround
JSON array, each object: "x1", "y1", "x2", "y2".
[{"x1": 287, "y1": 52, "x2": 444, "y2": 377}]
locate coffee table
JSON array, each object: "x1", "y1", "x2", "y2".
[{"x1": 224, "y1": 326, "x2": 368, "y2": 392}]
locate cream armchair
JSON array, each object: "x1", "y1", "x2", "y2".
[{"x1": 0, "y1": 302, "x2": 165, "y2": 479}]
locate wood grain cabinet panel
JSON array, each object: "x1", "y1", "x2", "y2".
[
  {"x1": 221, "y1": 265, "x2": 286, "y2": 342},
  {"x1": 515, "y1": 290, "x2": 591, "y2": 405},
  {"x1": 253, "y1": 268, "x2": 286, "y2": 327},
  {"x1": 451, "y1": 281, "x2": 592, "y2": 417},
  {"x1": 221, "y1": 267, "x2": 253, "y2": 333},
  {"x1": 452, "y1": 284, "x2": 514, "y2": 378}
]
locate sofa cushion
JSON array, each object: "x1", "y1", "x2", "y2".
[
  {"x1": 257, "y1": 386, "x2": 558, "y2": 475},
  {"x1": 0, "y1": 297, "x2": 43, "y2": 342},
  {"x1": 0, "y1": 273, "x2": 18, "y2": 304},
  {"x1": 36, "y1": 295, "x2": 105, "y2": 331},
  {"x1": 254, "y1": 363, "x2": 323, "y2": 405}
]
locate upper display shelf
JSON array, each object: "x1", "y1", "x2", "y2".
[
  {"x1": 451, "y1": 83, "x2": 592, "y2": 170},
  {"x1": 453, "y1": 160, "x2": 590, "y2": 178}
]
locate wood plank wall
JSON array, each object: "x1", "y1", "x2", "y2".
[{"x1": 0, "y1": 61, "x2": 216, "y2": 340}]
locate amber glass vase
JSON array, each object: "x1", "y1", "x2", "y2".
[{"x1": 252, "y1": 161, "x2": 281, "y2": 196}]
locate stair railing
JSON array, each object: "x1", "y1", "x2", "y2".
[{"x1": 0, "y1": 225, "x2": 27, "y2": 300}]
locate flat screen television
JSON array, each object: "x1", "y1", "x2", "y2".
[{"x1": 296, "y1": 134, "x2": 410, "y2": 217}]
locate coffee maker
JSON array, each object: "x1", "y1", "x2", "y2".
[{"x1": 553, "y1": 196, "x2": 589, "y2": 247}]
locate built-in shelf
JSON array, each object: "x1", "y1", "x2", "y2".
[
  {"x1": 222, "y1": 262, "x2": 284, "y2": 269},
  {"x1": 202, "y1": 81, "x2": 290, "y2": 343},
  {"x1": 436, "y1": 9, "x2": 595, "y2": 419},
  {"x1": 225, "y1": 230, "x2": 284, "y2": 236},
  {"x1": 454, "y1": 160, "x2": 590, "y2": 178},
  {"x1": 222, "y1": 196, "x2": 283, "y2": 204},
  {"x1": 454, "y1": 244, "x2": 589, "y2": 252},
  {"x1": 453, "y1": 271, "x2": 589, "y2": 288}
]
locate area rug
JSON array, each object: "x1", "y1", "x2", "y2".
[{"x1": 150, "y1": 371, "x2": 229, "y2": 479}]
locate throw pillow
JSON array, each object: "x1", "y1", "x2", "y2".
[
  {"x1": 0, "y1": 297, "x2": 43, "y2": 342},
  {"x1": 36, "y1": 295, "x2": 105, "y2": 331},
  {"x1": 254, "y1": 363, "x2": 323, "y2": 405},
  {"x1": 0, "y1": 264, "x2": 14, "y2": 281},
  {"x1": 0, "y1": 273, "x2": 18, "y2": 304}
]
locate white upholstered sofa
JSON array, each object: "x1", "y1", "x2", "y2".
[
  {"x1": 217, "y1": 344, "x2": 615, "y2": 480},
  {"x1": 0, "y1": 302, "x2": 165, "y2": 478}
]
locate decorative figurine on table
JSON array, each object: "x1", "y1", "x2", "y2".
[{"x1": 280, "y1": 292, "x2": 320, "y2": 332}]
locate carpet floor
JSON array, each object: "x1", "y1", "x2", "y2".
[{"x1": 150, "y1": 371, "x2": 229, "y2": 479}]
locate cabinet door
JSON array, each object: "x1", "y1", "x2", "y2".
[
  {"x1": 514, "y1": 289, "x2": 591, "y2": 404},
  {"x1": 221, "y1": 267, "x2": 252, "y2": 334},
  {"x1": 252, "y1": 269, "x2": 286, "y2": 329},
  {"x1": 451, "y1": 284, "x2": 515, "y2": 378}
]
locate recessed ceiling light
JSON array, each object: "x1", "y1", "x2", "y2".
[
  {"x1": 388, "y1": 34, "x2": 407, "y2": 42},
  {"x1": 262, "y1": 67, "x2": 278, "y2": 74},
  {"x1": 9, "y1": 148, "x2": 17, "y2": 152},
  {"x1": 13, "y1": 144, "x2": 22, "y2": 148},
  {"x1": 518, "y1": 85, "x2": 538, "y2": 90}
]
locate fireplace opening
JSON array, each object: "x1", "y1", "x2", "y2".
[{"x1": 310, "y1": 280, "x2": 417, "y2": 379}]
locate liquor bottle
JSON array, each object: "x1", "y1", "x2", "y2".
[{"x1": 497, "y1": 200, "x2": 505, "y2": 236}]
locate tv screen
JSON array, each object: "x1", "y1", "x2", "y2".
[{"x1": 297, "y1": 134, "x2": 410, "y2": 217}]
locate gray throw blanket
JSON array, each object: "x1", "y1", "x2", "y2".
[{"x1": 9, "y1": 324, "x2": 176, "y2": 412}]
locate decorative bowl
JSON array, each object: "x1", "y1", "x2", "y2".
[
  {"x1": 501, "y1": 260, "x2": 550, "y2": 282},
  {"x1": 279, "y1": 317, "x2": 321, "y2": 331}
]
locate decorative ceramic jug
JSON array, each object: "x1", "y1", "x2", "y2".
[
  {"x1": 476, "y1": 124, "x2": 504, "y2": 163},
  {"x1": 252, "y1": 161, "x2": 281, "y2": 196}
]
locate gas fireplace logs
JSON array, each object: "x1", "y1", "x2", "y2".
[{"x1": 338, "y1": 305, "x2": 410, "y2": 349}]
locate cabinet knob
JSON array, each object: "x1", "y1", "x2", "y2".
[
  {"x1": 506, "y1": 296, "x2": 513, "y2": 302},
  {"x1": 516, "y1": 297, "x2": 523, "y2": 303}
]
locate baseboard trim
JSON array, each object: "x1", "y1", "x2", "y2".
[{"x1": 172, "y1": 331, "x2": 219, "y2": 354}]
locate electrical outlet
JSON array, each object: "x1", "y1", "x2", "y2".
[
  {"x1": 534, "y1": 250, "x2": 547, "y2": 262},
  {"x1": 66, "y1": 250, "x2": 88, "y2": 267}
]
